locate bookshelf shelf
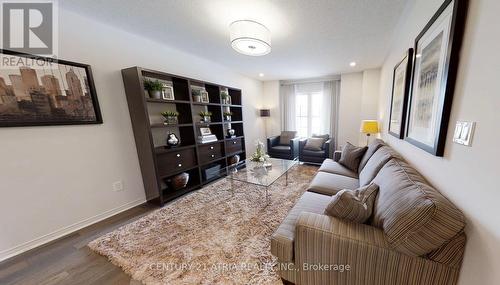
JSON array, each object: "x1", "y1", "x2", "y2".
[{"x1": 122, "y1": 67, "x2": 245, "y2": 206}]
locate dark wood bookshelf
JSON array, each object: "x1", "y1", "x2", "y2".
[{"x1": 122, "y1": 67, "x2": 245, "y2": 206}]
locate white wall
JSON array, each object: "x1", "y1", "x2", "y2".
[
  {"x1": 262, "y1": 80, "x2": 281, "y2": 137},
  {"x1": 339, "y1": 69, "x2": 381, "y2": 147},
  {"x1": 378, "y1": 0, "x2": 500, "y2": 284},
  {"x1": 0, "y1": 8, "x2": 264, "y2": 261}
]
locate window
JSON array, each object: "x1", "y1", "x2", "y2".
[{"x1": 295, "y1": 91, "x2": 323, "y2": 137}]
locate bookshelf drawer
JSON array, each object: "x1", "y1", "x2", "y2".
[
  {"x1": 198, "y1": 143, "x2": 223, "y2": 164},
  {"x1": 157, "y1": 148, "x2": 196, "y2": 177},
  {"x1": 225, "y1": 138, "x2": 242, "y2": 154}
]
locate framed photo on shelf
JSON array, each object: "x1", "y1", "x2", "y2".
[
  {"x1": 162, "y1": 85, "x2": 175, "y2": 100},
  {"x1": 405, "y1": 0, "x2": 467, "y2": 156},
  {"x1": 0, "y1": 49, "x2": 102, "y2": 127},
  {"x1": 200, "y1": 90, "x2": 209, "y2": 103},
  {"x1": 200, "y1": 127, "x2": 212, "y2": 135},
  {"x1": 388, "y1": 48, "x2": 413, "y2": 139}
]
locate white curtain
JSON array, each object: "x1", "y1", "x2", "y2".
[
  {"x1": 280, "y1": 80, "x2": 340, "y2": 154},
  {"x1": 280, "y1": 84, "x2": 296, "y2": 131},
  {"x1": 323, "y1": 81, "x2": 340, "y2": 152}
]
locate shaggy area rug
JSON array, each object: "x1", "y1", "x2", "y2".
[{"x1": 88, "y1": 164, "x2": 317, "y2": 285}]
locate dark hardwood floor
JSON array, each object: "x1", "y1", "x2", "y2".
[{"x1": 0, "y1": 203, "x2": 158, "y2": 285}]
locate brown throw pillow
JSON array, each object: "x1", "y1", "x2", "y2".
[
  {"x1": 304, "y1": 137, "x2": 326, "y2": 151},
  {"x1": 339, "y1": 142, "x2": 367, "y2": 172},
  {"x1": 324, "y1": 183, "x2": 379, "y2": 223}
]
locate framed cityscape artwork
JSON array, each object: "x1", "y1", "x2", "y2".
[
  {"x1": 0, "y1": 50, "x2": 102, "y2": 127},
  {"x1": 405, "y1": 0, "x2": 467, "y2": 156},
  {"x1": 388, "y1": 48, "x2": 413, "y2": 139}
]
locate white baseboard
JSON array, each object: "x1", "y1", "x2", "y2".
[{"x1": 0, "y1": 198, "x2": 146, "y2": 262}]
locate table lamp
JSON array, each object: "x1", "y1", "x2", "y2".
[{"x1": 360, "y1": 120, "x2": 379, "y2": 145}]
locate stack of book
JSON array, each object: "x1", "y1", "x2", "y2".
[{"x1": 197, "y1": 134, "x2": 218, "y2": 144}]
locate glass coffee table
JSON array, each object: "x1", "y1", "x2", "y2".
[{"x1": 224, "y1": 158, "x2": 298, "y2": 204}]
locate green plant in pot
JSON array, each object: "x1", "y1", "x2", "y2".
[
  {"x1": 199, "y1": 111, "x2": 212, "y2": 123},
  {"x1": 144, "y1": 79, "x2": 163, "y2": 99},
  {"x1": 220, "y1": 91, "x2": 231, "y2": 105},
  {"x1": 223, "y1": 111, "x2": 233, "y2": 121},
  {"x1": 192, "y1": 88, "x2": 202, "y2": 102},
  {"x1": 161, "y1": 111, "x2": 179, "y2": 125}
]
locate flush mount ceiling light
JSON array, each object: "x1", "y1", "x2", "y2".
[{"x1": 230, "y1": 20, "x2": 271, "y2": 56}]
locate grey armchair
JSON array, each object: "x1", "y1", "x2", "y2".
[
  {"x1": 299, "y1": 137, "x2": 331, "y2": 164},
  {"x1": 267, "y1": 131, "x2": 300, "y2": 160}
]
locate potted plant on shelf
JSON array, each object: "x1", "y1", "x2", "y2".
[
  {"x1": 221, "y1": 91, "x2": 231, "y2": 105},
  {"x1": 161, "y1": 111, "x2": 179, "y2": 125},
  {"x1": 144, "y1": 79, "x2": 164, "y2": 99},
  {"x1": 192, "y1": 88, "x2": 202, "y2": 102},
  {"x1": 199, "y1": 111, "x2": 212, "y2": 123},
  {"x1": 223, "y1": 111, "x2": 233, "y2": 121}
]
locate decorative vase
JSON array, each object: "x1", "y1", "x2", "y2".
[
  {"x1": 225, "y1": 115, "x2": 231, "y2": 121},
  {"x1": 229, "y1": 154, "x2": 240, "y2": 165},
  {"x1": 150, "y1": 90, "x2": 162, "y2": 99},
  {"x1": 166, "y1": 133, "x2": 179, "y2": 148},
  {"x1": 193, "y1": 95, "x2": 201, "y2": 102},
  {"x1": 164, "y1": 116, "x2": 178, "y2": 125},
  {"x1": 167, "y1": 172, "x2": 189, "y2": 190},
  {"x1": 227, "y1": 128, "x2": 235, "y2": 138},
  {"x1": 203, "y1": 116, "x2": 211, "y2": 123}
]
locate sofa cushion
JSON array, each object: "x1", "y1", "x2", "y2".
[
  {"x1": 271, "y1": 191, "x2": 331, "y2": 262},
  {"x1": 304, "y1": 137, "x2": 326, "y2": 151},
  {"x1": 307, "y1": 172, "x2": 359, "y2": 196},
  {"x1": 301, "y1": 149, "x2": 325, "y2": 157},
  {"x1": 279, "y1": 131, "x2": 297, "y2": 145},
  {"x1": 339, "y1": 142, "x2": 367, "y2": 172},
  {"x1": 372, "y1": 159, "x2": 466, "y2": 256},
  {"x1": 358, "y1": 145, "x2": 399, "y2": 186},
  {"x1": 270, "y1": 145, "x2": 291, "y2": 154},
  {"x1": 324, "y1": 183, "x2": 379, "y2": 223},
  {"x1": 358, "y1": 139, "x2": 385, "y2": 172},
  {"x1": 318, "y1": 158, "x2": 358, "y2": 178}
]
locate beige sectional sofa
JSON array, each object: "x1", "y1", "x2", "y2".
[{"x1": 271, "y1": 139, "x2": 466, "y2": 285}]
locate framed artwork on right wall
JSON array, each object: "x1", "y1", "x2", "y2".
[
  {"x1": 405, "y1": 0, "x2": 468, "y2": 156},
  {"x1": 388, "y1": 48, "x2": 413, "y2": 139}
]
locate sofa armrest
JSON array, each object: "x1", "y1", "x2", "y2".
[
  {"x1": 333, "y1": 150, "x2": 342, "y2": 162},
  {"x1": 323, "y1": 139, "x2": 331, "y2": 158},
  {"x1": 299, "y1": 138, "x2": 307, "y2": 153},
  {"x1": 290, "y1": 137, "x2": 300, "y2": 158},
  {"x1": 293, "y1": 213, "x2": 458, "y2": 285},
  {"x1": 267, "y1": 135, "x2": 280, "y2": 150}
]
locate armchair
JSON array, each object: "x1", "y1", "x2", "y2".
[
  {"x1": 267, "y1": 131, "x2": 300, "y2": 160},
  {"x1": 299, "y1": 137, "x2": 331, "y2": 164}
]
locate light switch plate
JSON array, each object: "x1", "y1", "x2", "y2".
[{"x1": 453, "y1": 121, "x2": 475, "y2": 146}]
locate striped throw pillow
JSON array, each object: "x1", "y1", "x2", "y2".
[
  {"x1": 324, "y1": 183, "x2": 379, "y2": 223},
  {"x1": 339, "y1": 142, "x2": 368, "y2": 172}
]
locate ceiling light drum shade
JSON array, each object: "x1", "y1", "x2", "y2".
[
  {"x1": 260, "y1": 109, "x2": 271, "y2": 117},
  {"x1": 230, "y1": 20, "x2": 271, "y2": 56},
  {"x1": 360, "y1": 120, "x2": 380, "y2": 134}
]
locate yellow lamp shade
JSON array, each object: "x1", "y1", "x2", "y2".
[{"x1": 361, "y1": 120, "x2": 379, "y2": 134}]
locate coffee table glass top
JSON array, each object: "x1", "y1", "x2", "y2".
[{"x1": 226, "y1": 158, "x2": 298, "y2": 187}]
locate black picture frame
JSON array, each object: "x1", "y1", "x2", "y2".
[
  {"x1": 0, "y1": 49, "x2": 103, "y2": 127},
  {"x1": 405, "y1": 0, "x2": 468, "y2": 156},
  {"x1": 388, "y1": 48, "x2": 413, "y2": 139}
]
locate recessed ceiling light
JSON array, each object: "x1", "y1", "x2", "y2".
[
  {"x1": 416, "y1": 54, "x2": 422, "y2": 58},
  {"x1": 229, "y1": 20, "x2": 271, "y2": 56},
  {"x1": 259, "y1": 73, "x2": 264, "y2": 77},
  {"x1": 350, "y1": 62, "x2": 357, "y2": 67}
]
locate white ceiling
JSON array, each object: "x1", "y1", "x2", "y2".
[{"x1": 62, "y1": 0, "x2": 408, "y2": 80}]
